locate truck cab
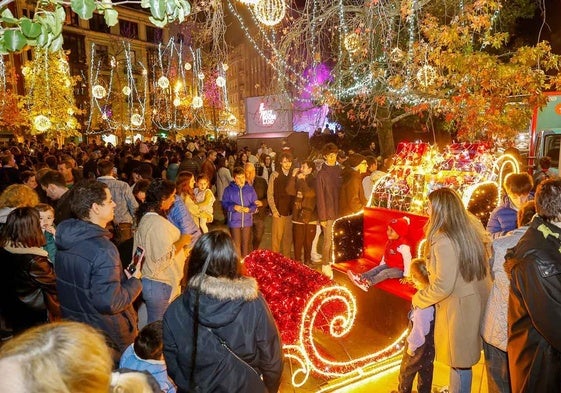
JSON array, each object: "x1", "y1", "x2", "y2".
[
  {"x1": 528, "y1": 92, "x2": 561, "y2": 174},
  {"x1": 533, "y1": 129, "x2": 561, "y2": 173}
]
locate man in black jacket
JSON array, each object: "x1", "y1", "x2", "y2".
[
  {"x1": 55, "y1": 181, "x2": 142, "y2": 363},
  {"x1": 505, "y1": 179, "x2": 561, "y2": 392}
]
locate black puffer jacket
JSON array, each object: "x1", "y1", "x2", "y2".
[
  {"x1": 0, "y1": 246, "x2": 60, "y2": 333},
  {"x1": 163, "y1": 274, "x2": 283, "y2": 393},
  {"x1": 504, "y1": 216, "x2": 561, "y2": 393}
]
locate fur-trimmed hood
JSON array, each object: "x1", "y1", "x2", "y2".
[{"x1": 183, "y1": 274, "x2": 260, "y2": 328}]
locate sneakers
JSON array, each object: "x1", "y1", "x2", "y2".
[
  {"x1": 311, "y1": 253, "x2": 322, "y2": 263},
  {"x1": 321, "y1": 264, "x2": 333, "y2": 279},
  {"x1": 347, "y1": 270, "x2": 370, "y2": 292}
]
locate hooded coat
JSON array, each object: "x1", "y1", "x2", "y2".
[
  {"x1": 504, "y1": 216, "x2": 561, "y2": 393},
  {"x1": 55, "y1": 218, "x2": 142, "y2": 352},
  {"x1": 163, "y1": 274, "x2": 283, "y2": 393}
]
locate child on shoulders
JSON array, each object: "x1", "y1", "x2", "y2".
[
  {"x1": 194, "y1": 175, "x2": 215, "y2": 233},
  {"x1": 119, "y1": 321, "x2": 176, "y2": 393},
  {"x1": 348, "y1": 216, "x2": 412, "y2": 291},
  {"x1": 36, "y1": 203, "x2": 57, "y2": 264}
]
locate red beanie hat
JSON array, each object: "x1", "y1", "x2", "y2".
[{"x1": 389, "y1": 216, "x2": 410, "y2": 238}]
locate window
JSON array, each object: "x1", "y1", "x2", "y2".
[
  {"x1": 90, "y1": 13, "x2": 110, "y2": 33},
  {"x1": 119, "y1": 20, "x2": 139, "y2": 40},
  {"x1": 63, "y1": 33, "x2": 86, "y2": 64},
  {"x1": 95, "y1": 44, "x2": 110, "y2": 69},
  {"x1": 146, "y1": 26, "x2": 163, "y2": 44},
  {"x1": 64, "y1": 7, "x2": 80, "y2": 27}
]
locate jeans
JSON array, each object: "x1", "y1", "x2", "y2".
[
  {"x1": 483, "y1": 341, "x2": 511, "y2": 393},
  {"x1": 449, "y1": 367, "x2": 472, "y2": 393},
  {"x1": 321, "y1": 219, "x2": 335, "y2": 264},
  {"x1": 252, "y1": 218, "x2": 265, "y2": 250},
  {"x1": 361, "y1": 264, "x2": 403, "y2": 285},
  {"x1": 141, "y1": 278, "x2": 172, "y2": 324},
  {"x1": 292, "y1": 222, "x2": 317, "y2": 264},
  {"x1": 271, "y1": 215, "x2": 293, "y2": 257},
  {"x1": 230, "y1": 226, "x2": 252, "y2": 257},
  {"x1": 398, "y1": 318, "x2": 435, "y2": 393}
]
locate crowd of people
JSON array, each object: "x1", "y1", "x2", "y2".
[{"x1": 0, "y1": 135, "x2": 560, "y2": 393}]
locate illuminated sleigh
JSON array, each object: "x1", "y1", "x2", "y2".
[
  {"x1": 244, "y1": 143, "x2": 520, "y2": 390},
  {"x1": 244, "y1": 248, "x2": 412, "y2": 390}
]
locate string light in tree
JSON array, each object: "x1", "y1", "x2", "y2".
[{"x1": 85, "y1": 41, "x2": 147, "y2": 135}]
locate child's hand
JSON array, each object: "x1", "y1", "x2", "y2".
[
  {"x1": 400, "y1": 277, "x2": 412, "y2": 285},
  {"x1": 45, "y1": 225, "x2": 56, "y2": 235}
]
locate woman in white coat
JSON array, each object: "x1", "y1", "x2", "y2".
[{"x1": 413, "y1": 188, "x2": 491, "y2": 393}]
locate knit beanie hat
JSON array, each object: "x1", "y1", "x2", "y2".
[
  {"x1": 389, "y1": 216, "x2": 410, "y2": 238},
  {"x1": 346, "y1": 153, "x2": 366, "y2": 169}
]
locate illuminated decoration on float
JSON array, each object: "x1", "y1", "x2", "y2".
[
  {"x1": 244, "y1": 250, "x2": 409, "y2": 388},
  {"x1": 368, "y1": 142, "x2": 520, "y2": 224}
]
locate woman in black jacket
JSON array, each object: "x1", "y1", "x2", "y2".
[
  {"x1": 163, "y1": 230, "x2": 283, "y2": 393},
  {"x1": 0, "y1": 207, "x2": 60, "y2": 333}
]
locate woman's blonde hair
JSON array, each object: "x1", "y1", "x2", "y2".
[
  {"x1": 0, "y1": 322, "x2": 112, "y2": 393},
  {"x1": 426, "y1": 188, "x2": 488, "y2": 282},
  {"x1": 0, "y1": 184, "x2": 39, "y2": 209},
  {"x1": 111, "y1": 371, "x2": 159, "y2": 393}
]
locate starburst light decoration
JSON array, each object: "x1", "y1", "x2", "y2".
[
  {"x1": 253, "y1": 0, "x2": 286, "y2": 27},
  {"x1": 92, "y1": 84, "x2": 107, "y2": 99},
  {"x1": 33, "y1": 115, "x2": 52, "y2": 131},
  {"x1": 344, "y1": 33, "x2": 361, "y2": 53},
  {"x1": 215, "y1": 76, "x2": 226, "y2": 87},
  {"x1": 416, "y1": 65, "x2": 436, "y2": 87},
  {"x1": 192, "y1": 96, "x2": 203, "y2": 108},
  {"x1": 158, "y1": 76, "x2": 170, "y2": 89}
]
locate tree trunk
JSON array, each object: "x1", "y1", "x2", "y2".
[{"x1": 378, "y1": 117, "x2": 395, "y2": 158}]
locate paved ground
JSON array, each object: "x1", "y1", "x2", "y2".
[{"x1": 208, "y1": 205, "x2": 489, "y2": 393}]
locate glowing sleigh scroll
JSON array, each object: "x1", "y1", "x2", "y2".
[{"x1": 243, "y1": 250, "x2": 408, "y2": 389}]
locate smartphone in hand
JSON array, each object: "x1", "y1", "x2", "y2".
[{"x1": 127, "y1": 246, "x2": 145, "y2": 274}]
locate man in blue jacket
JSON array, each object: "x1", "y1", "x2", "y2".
[{"x1": 55, "y1": 180, "x2": 142, "y2": 363}]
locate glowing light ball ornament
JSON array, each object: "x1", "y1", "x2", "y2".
[
  {"x1": 34, "y1": 115, "x2": 51, "y2": 132},
  {"x1": 390, "y1": 47, "x2": 405, "y2": 62},
  {"x1": 254, "y1": 0, "x2": 286, "y2": 27},
  {"x1": 344, "y1": 33, "x2": 361, "y2": 53},
  {"x1": 197, "y1": 72, "x2": 205, "y2": 80},
  {"x1": 184, "y1": 62, "x2": 192, "y2": 71},
  {"x1": 216, "y1": 76, "x2": 226, "y2": 87},
  {"x1": 158, "y1": 76, "x2": 170, "y2": 89},
  {"x1": 122, "y1": 86, "x2": 131, "y2": 96},
  {"x1": 192, "y1": 96, "x2": 203, "y2": 108},
  {"x1": 173, "y1": 97, "x2": 181, "y2": 107},
  {"x1": 222, "y1": 63, "x2": 229, "y2": 71},
  {"x1": 92, "y1": 85, "x2": 107, "y2": 99},
  {"x1": 130, "y1": 113, "x2": 143, "y2": 127},
  {"x1": 416, "y1": 65, "x2": 437, "y2": 87}
]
